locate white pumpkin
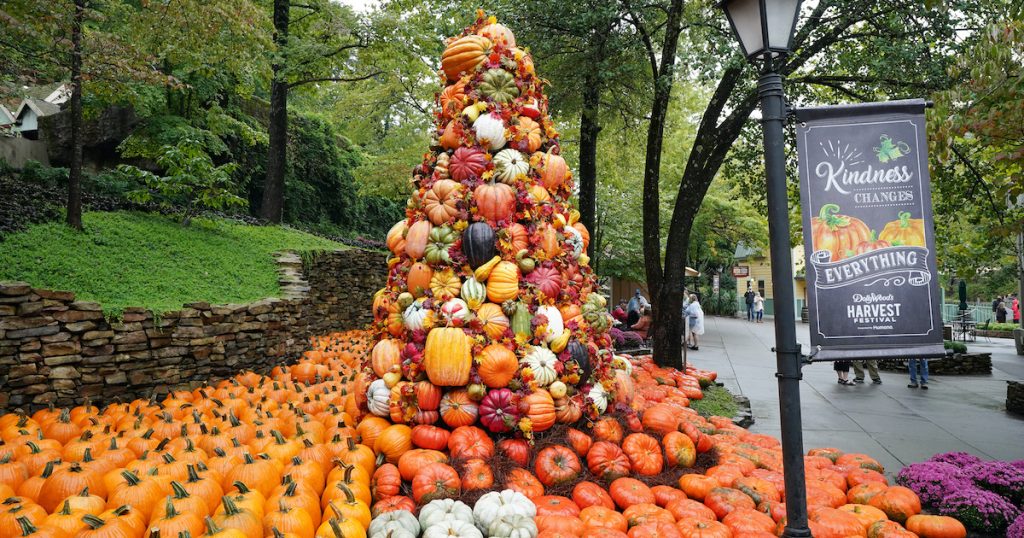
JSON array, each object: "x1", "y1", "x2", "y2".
[
  {"x1": 588, "y1": 382, "x2": 609, "y2": 414},
  {"x1": 535, "y1": 305, "x2": 564, "y2": 344},
  {"x1": 520, "y1": 346, "x2": 558, "y2": 387},
  {"x1": 423, "y1": 519, "x2": 483, "y2": 538},
  {"x1": 441, "y1": 298, "x2": 471, "y2": 324},
  {"x1": 460, "y1": 277, "x2": 487, "y2": 310},
  {"x1": 473, "y1": 489, "x2": 537, "y2": 531},
  {"x1": 403, "y1": 299, "x2": 435, "y2": 331},
  {"x1": 564, "y1": 226, "x2": 584, "y2": 258},
  {"x1": 487, "y1": 515, "x2": 538, "y2": 538},
  {"x1": 369, "y1": 511, "x2": 420, "y2": 538},
  {"x1": 367, "y1": 379, "x2": 391, "y2": 416},
  {"x1": 473, "y1": 113, "x2": 506, "y2": 151},
  {"x1": 420, "y1": 499, "x2": 475, "y2": 529},
  {"x1": 492, "y1": 149, "x2": 529, "y2": 184}
]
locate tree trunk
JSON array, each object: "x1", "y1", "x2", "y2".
[
  {"x1": 261, "y1": 0, "x2": 290, "y2": 224},
  {"x1": 577, "y1": 32, "x2": 605, "y2": 259},
  {"x1": 640, "y1": 0, "x2": 685, "y2": 367},
  {"x1": 66, "y1": 0, "x2": 85, "y2": 231}
]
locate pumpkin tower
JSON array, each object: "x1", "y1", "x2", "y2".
[{"x1": 367, "y1": 12, "x2": 621, "y2": 440}]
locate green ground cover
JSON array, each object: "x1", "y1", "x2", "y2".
[
  {"x1": 690, "y1": 385, "x2": 739, "y2": 419},
  {"x1": 0, "y1": 211, "x2": 344, "y2": 315}
]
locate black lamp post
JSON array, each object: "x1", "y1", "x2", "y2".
[{"x1": 718, "y1": 1, "x2": 810, "y2": 537}]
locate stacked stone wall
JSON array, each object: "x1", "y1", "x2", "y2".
[{"x1": 0, "y1": 248, "x2": 387, "y2": 411}]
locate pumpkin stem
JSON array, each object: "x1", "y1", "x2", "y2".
[
  {"x1": 338, "y1": 483, "x2": 357, "y2": 504},
  {"x1": 17, "y1": 516, "x2": 39, "y2": 535},
  {"x1": 272, "y1": 528, "x2": 286, "y2": 538},
  {"x1": 898, "y1": 211, "x2": 912, "y2": 227},
  {"x1": 232, "y1": 481, "x2": 252, "y2": 494},
  {"x1": 213, "y1": 447, "x2": 226, "y2": 457},
  {"x1": 284, "y1": 481, "x2": 298, "y2": 497},
  {"x1": 164, "y1": 496, "x2": 178, "y2": 518},
  {"x1": 82, "y1": 514, "x2": 106, "y2": 529},
  {"x1": 59, "y1": 499, "x2": 73, "y2": 516},
  {"x1": 150, "y1": 528, "x2": 162, "y2": 538},
  {"x1": 242, "y1": 452, "x2": 255, "y2": 465},
  {"x1": 328, "y1": 518, "x2": 345, "y2": 538},
  {"x1": 343, "y1": 463, "x2": 354, "y2": 483},
  {"x1": 220, "y1": 495, "x2": 241, "y2": 516},
  {"x1": 170, "y1": 481, "x2": 190, "y2": 499},
  {"x1": 271, "y1": 430, "x2": 287, "y2": 444},
  {"x1": 818, "y1": 203, "x2": 851, "y2": 228},
  {"x1": 186, "y1": 464, "x2": 201, "y2": 483},
  {"x1": 204, "y1": 516, "x2": 224, "y2": 535},
  {"x1": 120, "y1": 469, "x2": 141, "y2": 486}
]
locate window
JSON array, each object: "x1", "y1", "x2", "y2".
[{"x1": 758, "y1": 279, "x2": 766, "y2": 299}]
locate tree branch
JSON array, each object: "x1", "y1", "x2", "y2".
[{"x1": 288, "y1": 71, "x2": 380, "y2": 88}]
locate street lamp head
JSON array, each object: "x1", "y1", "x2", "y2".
[{"x1": 718, "y1": 0, "x2": 802, "y2": 61}]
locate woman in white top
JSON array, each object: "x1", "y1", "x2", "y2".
[
  {"x1": 753, "y1": 292, "x2": 765, "y2": 323},
  {"x1": 683, "y1": 293, "x2": 705, "y2": 350}
]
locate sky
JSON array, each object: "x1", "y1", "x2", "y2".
[{"x1": 336, "y1": 0, "x2": 379, "y2": 13}]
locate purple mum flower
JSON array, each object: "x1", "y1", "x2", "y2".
[
  {"x1": 1009, "y1": 512, "x2": 1024, "y2": 538},
  {"x1": 964, "y1": 461, "x2": 1024, "y2": 505},
  {"x1": 939, "y1": 486, "x2": 1021, "y2": 534},
  {"x1": 1011, "y1": 460, "x2": 1024, "y2": 471},
  {"x1": 895, "y1": 461, "x2": 969, "y2": 507},
  {"x1": 927, "y1": 451, "x2": 984, "y2": 468}
]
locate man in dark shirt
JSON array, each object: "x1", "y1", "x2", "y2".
[{"x1": 744, "y1": 287, "x2": 756, "y2": 322}]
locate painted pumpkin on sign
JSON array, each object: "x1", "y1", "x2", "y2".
[
  {"x1": 810, "y1": 204, "x2": 870, "y2": 261},
  {"x1": 879, "y1": 211, "x2": 926, "y2": 247}
]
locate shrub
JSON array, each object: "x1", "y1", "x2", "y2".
[
  {"x1": 938, "y1": 487, "x2": 1020, "y2": 534},
  {"x1": 1009, "y1": 512, "x2": 1024, "y2": 538},
  {"x1": 122, "y1": 137, "x2": 246, "y2": 225},
  {"x1": 927, "y1": 451, "x2": 983, "y2": 468},
  {"x1": 895, "y1": 462, "x2": 969, "y2": 507},
  {"x1": 964, "y1": 461, "x2": 1024, "y2": 505},
  {"x1": 942, "y1": 340, "x2": 967, "y2": 354},
  {"x1": 20, "y1": 160, "x2": 69, "y2": 187}
]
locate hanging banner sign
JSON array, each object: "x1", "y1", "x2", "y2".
[{"x1": 795, "y1": 99, "x2": 946, "y2": 361}]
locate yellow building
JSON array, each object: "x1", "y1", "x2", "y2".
[{"x1": 732, "y1": 243, "x2": 807, "y2": 320}]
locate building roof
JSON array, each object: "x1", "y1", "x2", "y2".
[
  {"x1": 733, "y1": 241, "x2": 762, "y2": 260},
  {"x1": 14, "y1": 98, "x2": 61, "y2": 121},
  {"x1": 0, "y1": 105, "x2": 14, "y2": 125}
]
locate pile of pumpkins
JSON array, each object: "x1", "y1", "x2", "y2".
[
  {"x1": 0, "y1": 329, "x2": 968, "y2": 538},
  {"x1": 371, "y1": 12, "x2": 618, "y2": 440}
]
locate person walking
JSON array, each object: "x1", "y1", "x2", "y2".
[
  {"x1": 753, "y1": 292, "x2": 764, "y2": 323},
  {"x1": 684, "y1": 294, "x2": 704, "y2": 350},
  {"x1": 997, "y1": 300, "x2": 1009, "y2": 323},
  {"x1": 908, "y1": 358, "x2": 929, "y2": 389},
  {"x1": 993, "y1": 295, "x2": 1003, "y2": 315},
  {"x1": 744, "y1": 286, "x2": 756, "y2": 322},
  {"x1": 834, "y1": 360, "x2": 855, "y2": 385},
  {"x1": 853, "y1": 360, "x2": 882, "y2": 384},
  {"x1": 1013, "y1": 293, "x2": 1020, "y2": 323}
]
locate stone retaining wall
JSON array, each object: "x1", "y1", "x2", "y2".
[{"x1": 0, "y1": 248, "x2": 388, "y2": 411}]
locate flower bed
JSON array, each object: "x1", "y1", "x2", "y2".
[{"x1": 897, "y1": 451, "x2": 1024, "y2": 535}]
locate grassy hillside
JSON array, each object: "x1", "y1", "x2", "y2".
[{"x1": 0, "y1": 211, "x2": 344, "y2": 314}]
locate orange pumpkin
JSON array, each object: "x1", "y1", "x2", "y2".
[
  {"x1": 539, "y1": 150, "x2": 569, "y2": 191},
  {"x1": 423, "y1": 327, "x2": 472, "y2": 387},
  {"x1": 441, "y1": 35, "x2": 491, "y2": 80},
  {"x1": 439, "y1": 80, "x2": 467, "y2": 119},
  {"x1": 477, "y1": 23, "x2": 516, "y2": 46},
  {"x1": 486, "y1": 261, "x2": 520, "y2": 303},
  {"x1": 809, "y1": 204, "x2": 871, "y2": 261},
  {"x1": 500, "y1": 223, "x2": 530, "y2": 255},
  {"x1": 477, "y1": 344, "x2": 518, "y2": 388},
  {"x1": 405, "y1": 220, "x2": 432, "y2": 260},
  {"x1": 397, "y1": 449, "x2": 448, "y2": 481},
  {"x1": 515, "y1": 116, "x2": 543, "y2": 152},
  {"x1": 520, "y1": 389, "x2": 556, "y2": 432},
  {"x1": 905, "y1": 515, "x2": 966, "y2": 538},
  {"x1": 386, "y1": 221, "x2": 407, "y2": 256},
  {"x1": 407, "y1": 262, "x2": 433, "y2": 297},
  {"x1": 370, "y1": 339, "x2": 402, "y2": 378},
  {"x1": 474, "y1": 181, "x2": 516, "y2": 223},
  {"x1": 476, "y1": 303, "x2": 510, "y2": 340},
  {"x1": 423, "y1": 179, "x2": 463, "y2": 225},
  {"x1": 410, "y1": 462, "x2": 460, "y2": 503},
  {"x1": 374, "y1": 424, "x2": 412, "y2": 464}
]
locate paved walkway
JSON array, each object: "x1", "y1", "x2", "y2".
[{"x1": 689, "y1": 316, "x2": 1024, "y2": 474}]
